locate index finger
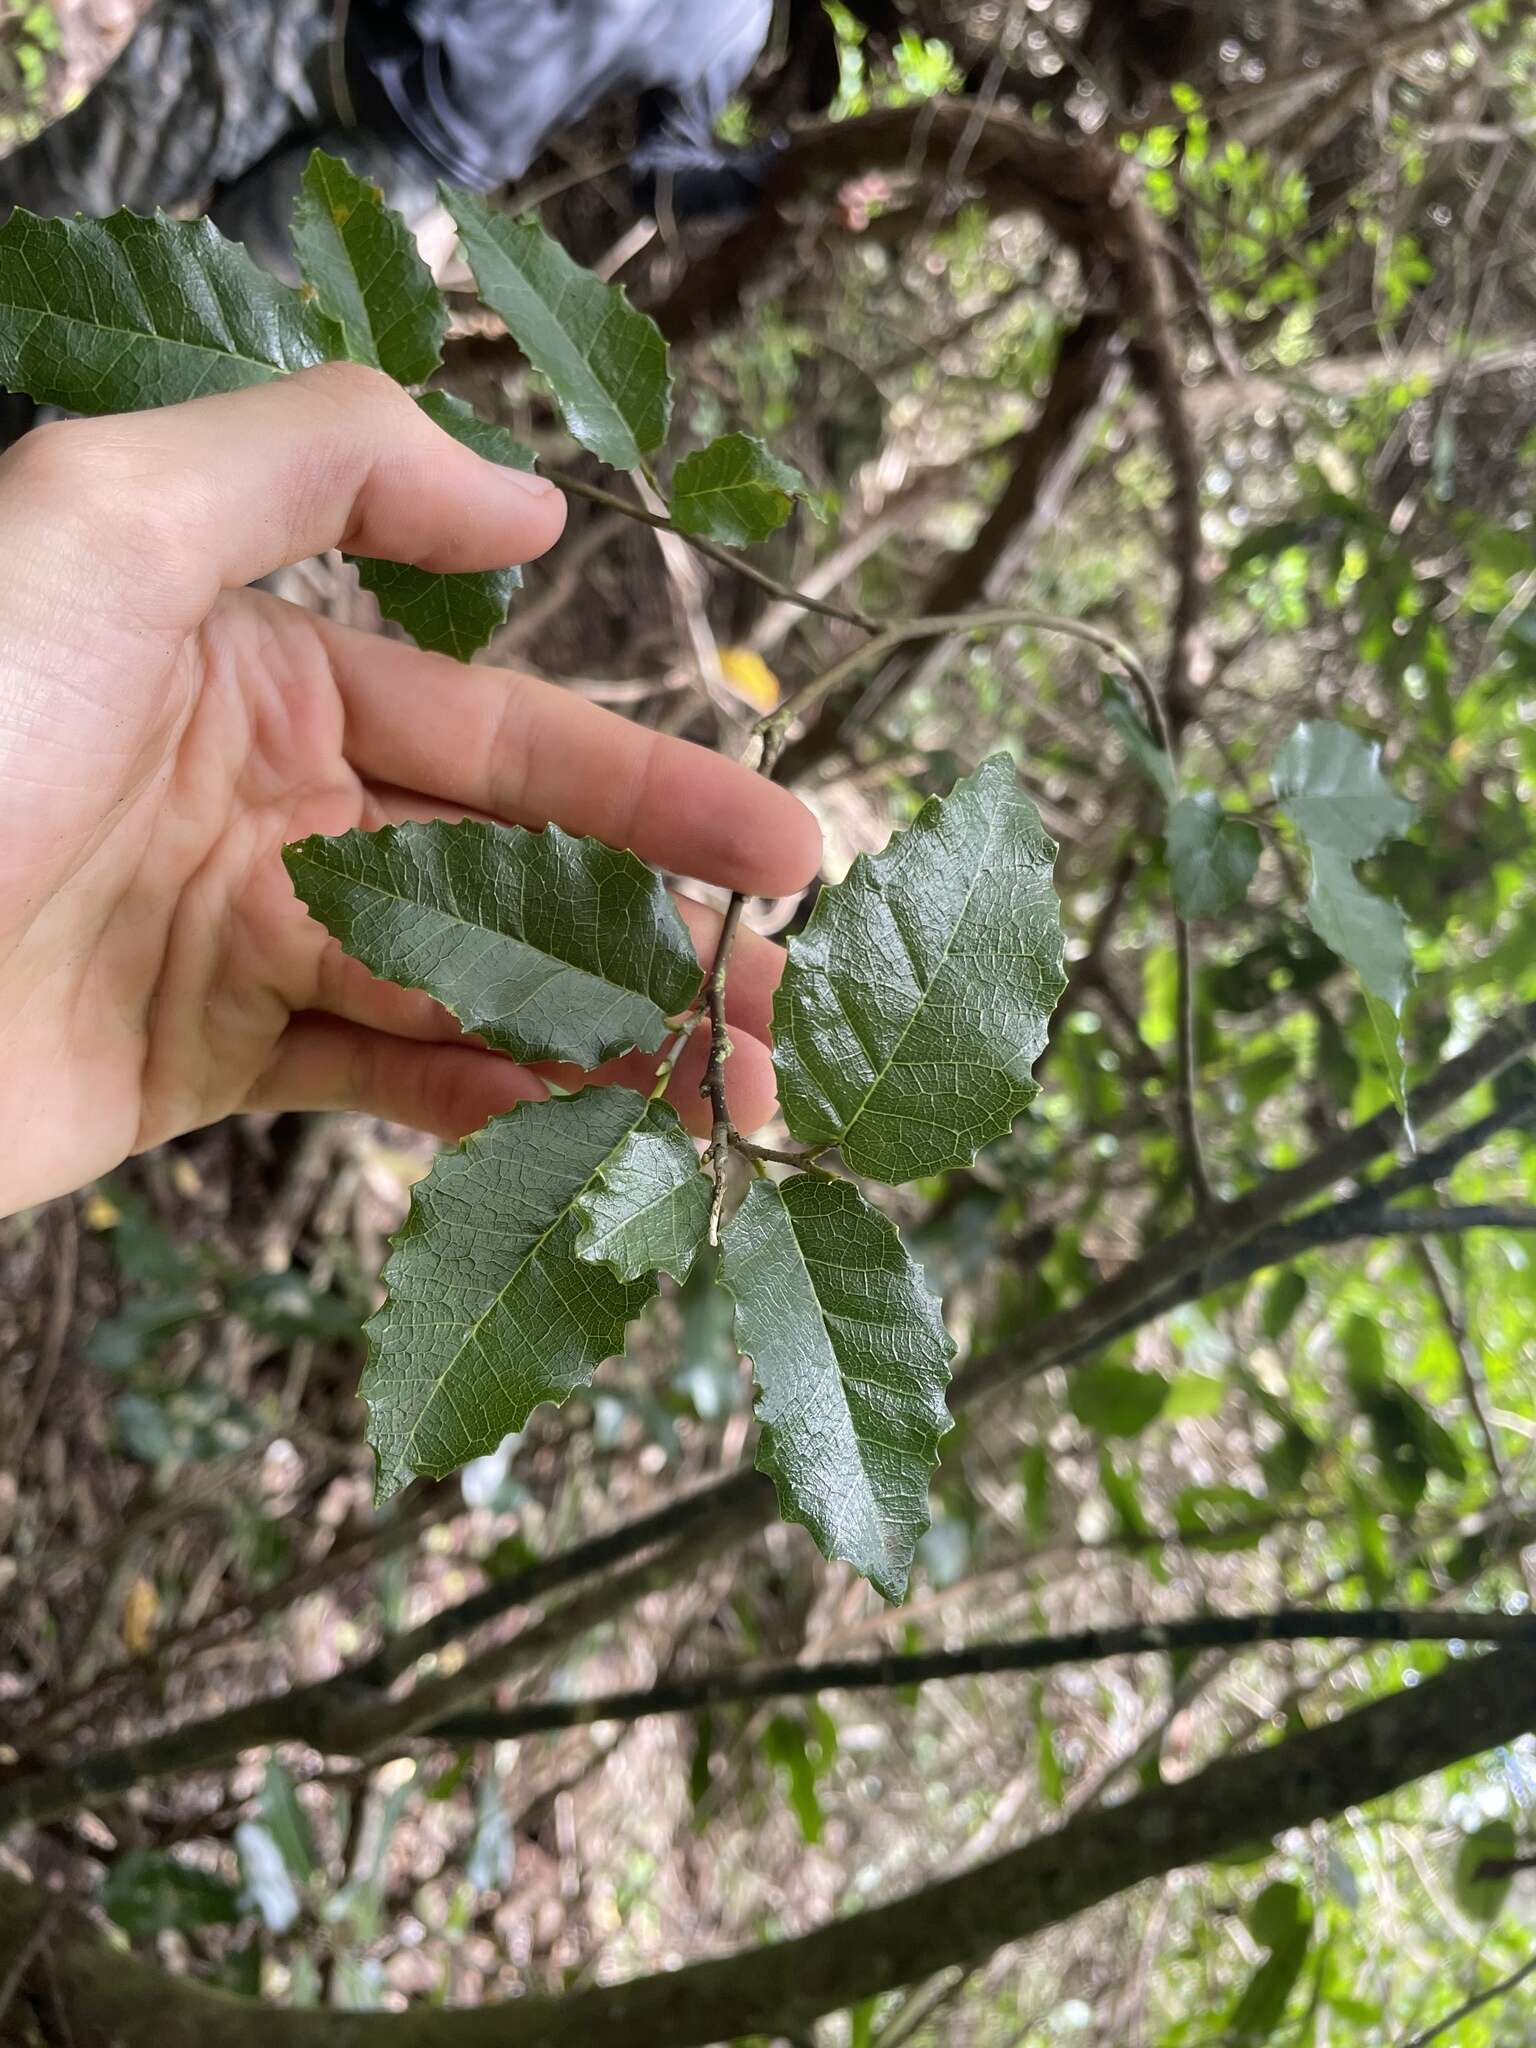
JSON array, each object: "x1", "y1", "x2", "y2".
[
  {"x1": 0, "y1": 362, "x2": 567, "y2": 628},
  {"x1": 324, "y1": 618, "x2": 823, "y2": 897}
]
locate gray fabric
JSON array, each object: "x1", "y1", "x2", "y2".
[
  {"x1": 352, "y1": 0, "x2": 773, "y2": 187},
  {"x1": 0, "y1": 0, "x2": 774, "y2": 228}
]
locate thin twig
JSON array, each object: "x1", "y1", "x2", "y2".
[
  {"x1": 0, "y1": 1896, "x2": 58, "y2": 2021},
  {"x1": 422, "y1": 1608, "x2": 1536, "y2": 1745},
  {"x1": 731, "y1": 1139, "x2": 827, "y2": 1171},
  {"x1": 702, "y1": 891, "x2": 750, "y2": 1247},
  {"x1": 771, "y1": 605, "x2": 1165, "y2": 742},
  {"x1": 9, "y1": 1198, "x2": 77, "y2": 1475},
  {"x1": 539, "y1": 466, "x2": 880, "y2": 635},
  {"x1": 1399, "y1": 1950, "x2": 1536, "y2": 2048}
]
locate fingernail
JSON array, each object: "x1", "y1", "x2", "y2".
[{"x1": 499, "y1": 466, "x2": 560, "y2": 499}]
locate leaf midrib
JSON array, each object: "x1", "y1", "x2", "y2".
[
  {"x1": 453, "y1": 208, "x2": 650, "y2": 461},
  {"x1": 4, "y1": 301, "x2": 289, "y2": 384},
  {"x1": 398, "y1": 1101, "x2": 648, "y2": 1472},
  {"x1": 771, "y1": 1194, "x2": 892, "y2": 1563},
  {"x1": 290, "y1": 836, "x2": 666, "y2": 1030},
  {"x1": 829, "y1": 789, "x2": 1006, "y2": 1149}
]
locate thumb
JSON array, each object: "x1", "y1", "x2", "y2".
[{"x1": 0, "y1": 362, "x2": 565, "y2": 624}]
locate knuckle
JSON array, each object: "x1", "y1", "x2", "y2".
[
  {"x1": 0, "y1": 415, "x2": 105, "y2": 496},
  {"x1": 293, "y1": 358, "x2": 409, "y2": 414}
]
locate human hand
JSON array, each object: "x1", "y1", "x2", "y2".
[{"x1": 0, "y1": 365, "x2": 821, "y2": 1216}]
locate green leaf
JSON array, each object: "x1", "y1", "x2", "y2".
[
  {"x1": 1164, "y1": 1371, "x2": 1225, "y2": 1420},
  {"x1": 0, "y1": 207, "x2": 337, "y2": 413},
  {"x1": 669, "y1": 433, "x2": 808, "y2": 547},
  {"x1": 1246, "y1": 1879, "x2": 1309, "y2": 1949},
  {"x1": 1260, "y1": 1271, "x2": 1307, "y2": 1342},
  {"x1": 1167, "y1": 793, "x2": 1261, "y2": 919},
  {"x1": 1304, "y1": 845, "x2": 1413, "y2": 1011},
  {"x1": 1343, "y1": 1312, "x2": 1386, "y2": 1399},
  {"x1": 1098, "y1": 1448, "x2": 1154, "y2": 1545},
  {"x1": 261, "y1": 1760, "x2": 317, "y2": 1883},
  {"x1": 363, "y1": 1089, "x2": 661, "y2": 1500},
  {"x1": 574, "y1": 1098, "x2": 709, "y2": 1284},
  {"x1": 1228, "y1": 1883, "x2": 1313, "y2": 2039},
  {"x1": 291, "y1": 149, "x2": 447, "y2": 384},
  {"x1": 1069, "y1": 1361, "x2": 1169, "y2": 1438},
  {"x1": 773, "y1": 755, "x2": 1065, "y2": 1183},
  {"x1": 762, "y1": 1713, "x2": 826, "y2": 1845},
  {"x1": 719, "y1": 1174, "x2": 955, "y2": 1602},
  {"x1": 101, "y1": 1850, "x2": 241, "y2": 1938},
  {"x1": 445, "y1": 190, "x2": 671, "y2": 469},
  {"x1": 1454, "y1": 1819, "x2": 1516, "y2": 1921},
  {"x1": 1020, "y1": 1440, "x2": 1052, "y2": 1541},
  {"x1": 1274, "y1": 722, "x2": 1416, "y2": 1072},
  {"x1": 1174, "y1": 1484, "x2": 1270, "y2": 1550},
  {"x1": 1230, "y1": 1927, "x2": 1311, "y2": 2039},
  {"x1": 1364, "y1": 987, "x2": 1410, "y2": 1118},
  {"x1": 236, "y1": 1820, "x2": 300, "y2": 1934},
  {"x1": 1272, "y1": 722, "x2": 1415, "y2": 863},
  {"x1": 1104, "y1": 679, "x2": 1176, "y2": 800},
  {"x1": 284, "y1": 817, "x2": 699, "y2": 1071},
  {"x1": 351, "y1": 393, "x2": 536, "y2": 660}
]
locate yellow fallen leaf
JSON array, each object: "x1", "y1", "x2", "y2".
[
  {"x1": 120, "y1": 1574, "x2": 160, "y2": 1656},
  {"x1": 718, "y1": 646, "x2": 781, "y2": 714}
]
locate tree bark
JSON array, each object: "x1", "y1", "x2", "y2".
[{"x1": 5, "y1": 1646, "x2": 1535, "y2": 2046}]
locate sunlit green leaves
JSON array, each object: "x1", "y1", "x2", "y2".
[
  {"x1": 1273, "y1": 720, "x2": 1416, "y2": 1109},
  {"x1": 260, "y1": 1760, "x2": 317, "y2": 1883},
  {"x1": 669, "y1": 433, "x2": 808, "y2": 546},
  {"x1": 446, "y1": 190, "x2": 671, "y2": 469},
  {"x1": 574, "y1": 1098, "x2": 709, "y2": 1284},
  {"x1": 1304, "y1": 846, "x2": 1413, "y2": 1011},
  {"x1": 1273, "y1": 722, "x2": 1415, "y2": 866},
  {"x1": 1168, "y1": 792, "x2": 1261, "y2": 919},
  {"x1": 350, "y1": 392, "x2": 536, "y2": 659},
  {"x1": 363, "y1": 1089, "x2": 661, "y2": 1500},
  {"x1": 0, "y1": 207, "x2": 338, "y2": 412},
  {"x1": 773, "y1": 755, "x2": 1065, "y2": 1182},
  {"x1": 1343, "y1": 1313, "x2": 1465, "y2": 1511},
  {"x1": 719, "y1": 1174, "x2": 955, "y2": 1602},
  {"x1": 291, "y1": 150, "x2": 446, "y2": 384},
  {"x1": 284, "y1": 817, "x2": 700, "y2": 1070}
]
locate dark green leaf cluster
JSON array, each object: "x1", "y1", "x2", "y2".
[{"x1": 289, "y1": 756, "x2": 1065, "y2": 1598}]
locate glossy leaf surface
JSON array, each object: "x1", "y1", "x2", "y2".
[
  {"x1": 0, "y1": 206, "x2": 337, "y2": 412},
  {"x1": 773, "y1": 754, "x2": 1065, "y2": 1182},
  {"x1": 446, "y1": 189, "x2": 671, "y2": 469},
  {"x1": 284, "y1": 817, "x2": 700, "y2": 1071},
  {"x1": 364, "y1": 1089, "x2": 659, "y2": 1499},
  {"x1": 290, "y1": 149, "x2": 446, "y2": 384},
  {"x1": 669, "y1": 432, "x2": 808, "y2": 547},
  {"x1": 719, "y1": 1174, "x2": 954, "y2": 1601},
  {"x1": 574, "y1": 1098, "x2": 709, "y2": 1284}
]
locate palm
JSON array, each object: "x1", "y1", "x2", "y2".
[{"x1": 3, "y1": 588, "x2": 807, "y2": 1208}]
